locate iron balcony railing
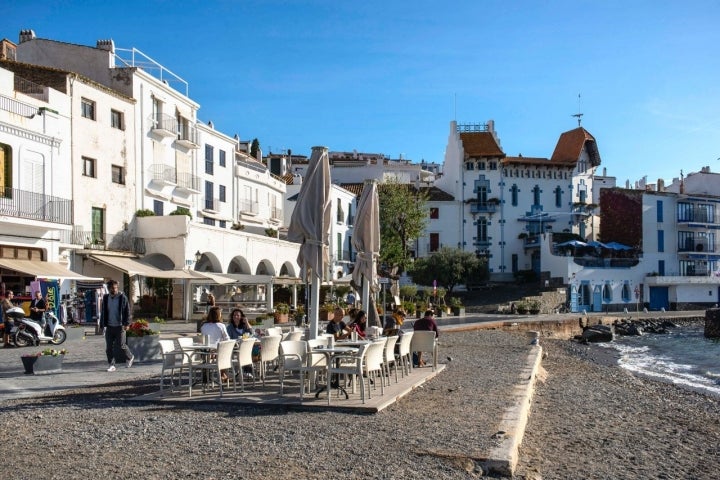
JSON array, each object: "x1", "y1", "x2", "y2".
[
  {"x1": 204, "y1": 197, "x2": 220, "y2": 211},
  {"x1": 63, "y1": 230, "x2": 145, "y2": 253},
  {"x1": 149, "y1": 163, "x2": 176, "y2": 183},
  {"x1": 470, "y1": 202, "x2": 498, "y2": 214},
  {"x1": 238, "y1": 199, "x2": 259, "y2": 214},
  {"x1": 149, "y1": 113, "x2": 177, "y2": 133},
  {"x1": 677, "y1": 206, "x2": 720, "y2": 224},
  {"x1": 0, "y1": 94, "x2": 41, "y2": 116},
  {"x1": 678, "y1": 238, "x2": 718, "y2": 253},
  {"x1": 271, "y1": 206, "x2": 283, "y2": 220},
  {"x1": 177, "y1": 122, "x2": 199, "y2": 146},
  {"x1": 0, "y1": 187, "x2": 72, "y2": 224},
  {"x1": 14, "y1": 76, "x2": 48, "y2": 101},
  {"x1": 176, "y1": 171, "x2": 201, "y2": 191}
]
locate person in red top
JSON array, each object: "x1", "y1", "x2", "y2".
[{"x1": 413, "y1": 309, "x2": 439, "y2": 367}]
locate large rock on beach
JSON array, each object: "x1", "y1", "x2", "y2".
[
  {"x1": 705, "y1": 308, "x2": 720, "y2": 338},
  {"x1": 579, "y1": 324, "x2": 614, "y2": 343}
]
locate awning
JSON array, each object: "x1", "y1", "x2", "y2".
[
  {"x1": 89, "y1": 254, "x2": 198, "y2": 279},
  {"x1": 274, "y1": 276, "x2": 304, "y2": 286},
  {"x1": 190, "y1": 272, "x2": 274, "y2": 285},
  {"x1": 0, "y1": 259, "x2": 102, "y2": 281}
]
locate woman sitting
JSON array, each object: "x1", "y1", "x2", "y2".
[
  {"x1": 201, "y1": 306, "x2": 230, "y2": 347},
  {"x1": 348, "y1": 310, "x2": 367, "y2": 339},
  {"x1": 383, "y1": 308, "x2": 406, "y2": 336},
  {"x1": 226, "y1": 308, "x2": 254, "y2": 339}
]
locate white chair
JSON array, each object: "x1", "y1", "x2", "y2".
[
  {"x1": 266, "y1": 326, "x2": 283, "y2": 336},
  {"x1": 282, "y1": 331, "x2": 303, "y2": 342},
  {"x1": 257, "y1": 335, "x2": 282, "y2": 386},
  {"x1": 410, "y1": 330, "x2": 438, "y2": 371},
  {"x1": 327, "y1": 343, "x2": 370, "y2": 405},
  {"x1": 382, "y1": 335, "x2": 400, "y2": 385},
  {"x1": 188, "y1": 340, "x2": 237, "y2": 397},
  {"x1": 278, "y1": 340, "x2": 307, "y2": 395},
  {"x1": 234, "y1": 338, "x2": 257, "y2": 392},
  {"x1": 176, "y1": 336, "x2": 202, "y2": 382},
  {"x1": 159, "y1": 339, "x2": 183, "y2": 394},
  {"x1": 363, "y1": 340, "x2": 386, "y2": 398},
  {"x1": 396, "y1": 331, "x2": 414, "y2": 377},
  {"x1": 300, "y1": 339, "x2": 329, "y2": 402}
]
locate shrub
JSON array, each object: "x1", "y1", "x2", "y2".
[
  {"x1": 136, "y1": 209, "x2": 155, "y2": 217},
  {"x1": 169, "y1": 207, "x2": 192, "y2": 219}
]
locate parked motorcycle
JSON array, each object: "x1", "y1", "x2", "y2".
[{"x1": 9, "y1": 307, "x2": 67, "y2": 346}]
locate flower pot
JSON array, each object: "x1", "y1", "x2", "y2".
[
  {"x1": 126, "y1": 335, "x2": 161, "y2": 362},
  {"x1": 22, "y1": 355, "x2": 64, "y2": 375},
  {"x1": 274, "y1": 313, "x2": 289, "y2": 324},
  {"x1": 452, "y1": 307, "x2": 465, "y2": 316}
]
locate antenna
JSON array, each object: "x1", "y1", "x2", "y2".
[{"x1": 571, "y1": 93, "x2": 583, "y2": 127}]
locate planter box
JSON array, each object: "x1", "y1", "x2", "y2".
[
  {"x1": 126, "y1": 335, "x2": 161, "y2": 362},
  {"x1": 22, "y1": 355, "x2": 64, "y2": 375},
  {"x1": 451, "y1": 307, "x2": 466, "y2": 316}
]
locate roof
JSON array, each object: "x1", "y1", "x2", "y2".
[
  {"x1": 502, "y1": 156, "x2": 569, "y2": 167},
  {"x1": 550, "y1": 127, "x2": 601, "y2": 166},
  {"x1": 339, "y1": 183, "x2": 454, "y2": 201},
  {"x1": 459, "y1": 132, "x2": 505, "y2": 158}
]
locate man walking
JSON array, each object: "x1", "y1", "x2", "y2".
[
  {"x1": 2, "y1": 291, "x2": 15, "y2": 347},
  {"x1": 100, "y1": 280, "x2": 134, "y2": 371},
  {"x1": 29, "y1": 290, "x2": 47, "y2": 331}
]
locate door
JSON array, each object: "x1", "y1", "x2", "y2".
[
  {"x1": 649, "y1": 287, "x2": 669, "y2": 311},
  {"x1": 569, "y1": 285, "x2": 578, "y2": 313},
  {"x1": 91, "y1": 207, "x2": 105, "y2": 244},
  {"x1": 592, "y1": 285, "x2": 602, "y2": 312}
]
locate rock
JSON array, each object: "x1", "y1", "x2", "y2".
[{"x1": 581, "y1": 325, "x2": 614, "y2": 343}]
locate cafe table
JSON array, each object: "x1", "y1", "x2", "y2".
[{"x1": 312, "y1": 345, "x2": 359, "y2": 399}]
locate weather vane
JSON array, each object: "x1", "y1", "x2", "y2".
[{"x1": 571, "y1": 93, "x2": 583, "y2": 127}]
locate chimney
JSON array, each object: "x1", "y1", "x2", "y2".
[
  {"x1": 657, "y1": 179, "x2": 665, "y2": 191},
  {"x1": 19, "y1": 29, "x2": 36, "y2": 43},
  {"x1": 603, "y1": 167, "x2": 607, "y2": 176},
  {"x1": 96, "y1": 39, "x2": 115, "y2": 52}
]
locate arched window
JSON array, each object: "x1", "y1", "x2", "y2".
[
  {"x1": 602, "y1": 283, "x2": 612, "y2": 302},
  {"x1": 621, "y1": 283, "x2": 632, "y2": 302}
]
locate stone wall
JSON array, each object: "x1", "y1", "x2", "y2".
[{"x1": 705, "y1": 308, "x2": 720, "y2": 338}]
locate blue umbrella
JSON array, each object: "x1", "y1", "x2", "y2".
[
  {"x1": 604, "y1": 241, "x2": 633, "y2": 250},
  {"x1": 586, "y1": 240, "x2": 608, "y2": 249},
  {"x1": 556, "y1": 240, "x2": 588, "y2": 248}
]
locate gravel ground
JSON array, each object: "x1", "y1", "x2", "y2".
[{"x1": 3, "y1": 326, "x2": 718, "y2": 480}]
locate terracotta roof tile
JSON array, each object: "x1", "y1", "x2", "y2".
[
  {"x1": 459, "y1": 132, "x2": 505, "y2": 158},
  {"x1": 339, "y1": 183, "x2": 454, "y2": 201},
  {"x1": 550, "y1": 127, "x2": 600, "y2": 165}
]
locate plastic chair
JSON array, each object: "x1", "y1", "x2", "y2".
[
  {"x1": 266, "y1": 326, "x2": 283, "y2": 336},
  {"x1": 410, "y1": 330, "x2": 438, "y2": 371},
  {"x1": 278, "y1": 340, "x2": 307, "y2": 395},
  {"x1": 257, "y1": 335, "x2": 282, "y2": 386},
  {"x1": 363, "y1": 340, "x2": 386, "y2": 398},
  {"x1": 282, "y1": 331, "x2": 303, "y2": 342},
  {"x1": 327, "y1": 343, "x2": 370, "y2": 405},
  {"x1": 300, "y1": 339, "x2": 329, "y2": 402},
  {"x1": 234, "y1": 338, "x2": 256, "y2": 392},
  {"x1": 159, "y1": 339, "x2": 183, "y2": 394},
  {"x1": 176, "y1": 336, "x2": 202, "y2": 382},
  {"x1": 396, "y1": 331, "x2": 414, "y2": 377},
  {"x1": 188, "y1": 340, "x2": 237, "y2": 397},
  {"x1": 382, "y1": 335, "x2": 400, "y2": 385}
]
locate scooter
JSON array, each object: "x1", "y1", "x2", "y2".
[{"x1": 9, "y1": 307, "x2": 67, "y2": 346}]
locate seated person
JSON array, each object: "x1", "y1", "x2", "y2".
[
  {"x1": 226, "y1": 308, "x2": 254, "y2": 339},
  {"x1": 326, "y1": 307, "x2": 351, "y2": 340},
  {"x1": 412, "y1": 309, "x2": 439, "y2": 367},
  {"x1": 348, "y1": 310, "x2": 367, "y2": 339},
  {"x1": 201, "y1": 306, "x2": 230, "y2": 347},
  {"x1": 383, "y1": 308, "x2": 406, "y2": 337}
]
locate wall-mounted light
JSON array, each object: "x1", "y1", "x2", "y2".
[{"x1": 195, "y1": 250, "x2": 202, "y2": 263}]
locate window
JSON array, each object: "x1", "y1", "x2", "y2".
[
  {"x1": 602, "y1": 283, "x2": 612, "y2": 302},
  {"x1": 219, "y1": 185, "x2": 226, "y2": 202},
  {"x1": 110, "y1": 109, "x2": 124, "y2": 130},
  {"x1": 205, "y1": 145, "x2": 214, "y2": 175},
  {"x1": 658, "y1": 260, "x2": 665, "y2": 276},
  {"x1": 511, "y1": 254, "x2": 518, "y2": 273},
  {"x1": 429, "y1": 233, "x2": 440, "y2": 252},
  {"x1": 656, "y1": 200, "x2": 663, "y2": 223},
  {"x1": 111, "y1": 165, "x2": 125, "y2": 184},
  {"x1": 533, "y1": 186, "x2": 541, "y2": 206},
  {"x1": 205, "y1": 181, "x2": 214, "y2": 210},
  {"x1": 82, "y1": 157, "x2": 96, "y2": 177},
  {"x1": 203, "y1": 217, "x2": 215, "y2": 226},
  {"x1": 153, "y1": 199, "x2": 164, "y2": 216},
  {"x1": 478, "y1": 161, "x2": 486, "y2": 170},
  {"x1": 511, "y1": 185, "x2": 518, "y2": 206},
  {"x1": 465, "y1": 162, "x2": 474, "y2": 171},
  {"x1": 81, "y1": 98, "x2": 95, "y2": 120},
  {"x1": 91, "y1": 207, "x2": 104, "y2": 243},
  {"x1": 621, "y1": 283, "x2": 631, "y2": 302},
  {"x1": 477, "y1": 217, "x2": 488, "y2": 242},
  {"x1": 555, "y1": 186, "x2": 562, "y2": 208},
  {"x1": 0, "y1": 142, "x2": 12, "y2": 194},
  {"x1": 219, "y1": 220, "x2": 226, "y2": 229},
  {"x1": 429, "y1": 207, "x2": 439, "y2": 219},
  {"x1": 657, "y1": 230, "x2": 664, "y2": 252},
  {"x1": 477, "y1": 185, "x2": 488, "y2": 206},
  {"x1": 219, "y1": 150, "x2": 226, "y2": 167},
  {"x1": 489, "y1": 161, "x2": 497, "y2": 170}
]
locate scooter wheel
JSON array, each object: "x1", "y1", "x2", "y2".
[
  {"x1": 13, "y1": 333, "x2": 31, "y2": 347},
  {"x1": 51, "y1": 330, "x2": 67, "y2": 345}
]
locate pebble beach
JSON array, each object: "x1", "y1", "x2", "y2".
[{"x1": 1, "y1": 327, "x2": 719, "y2": 479}]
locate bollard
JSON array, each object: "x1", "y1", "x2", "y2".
[{"x1": 526, "y1": 330, "x2": 540, "y2": 346}]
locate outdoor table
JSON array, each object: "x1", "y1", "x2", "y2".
[
  {"x1": 312, "y1": 345, "x2": 359, "y2": 399},
  {"x1": 182, "y1": 344, "x2": 217, "y2": 388}
]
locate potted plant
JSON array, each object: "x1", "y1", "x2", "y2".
[
  {"x1": 516, "y1": 301, "x2": 529, "y2": 315},
  {"x1": 125, "y1": 319, "x2": 161, "y2": 362},
  {"x1": 320, "y1": 303, "x2": 335, "y2": 322},
  {"x1": 274, "y1": 303, "x2": 290, "y2": 323},
  {"x1": 449, "y1": 297, "x2": 465, "y2": 316},
  {"x1": 528, "y1": 300, "x2": 541, "y2": 315},
  {"x1": 22, "y1": 348, "x2": 68, "y2": 375},
  {"x1": 293, "y1": 305, "x2": 306, "y2": 326}
]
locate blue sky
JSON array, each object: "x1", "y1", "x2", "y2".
[{"x1": 4, "y1": 1, "x2": 720, "y2": 185}]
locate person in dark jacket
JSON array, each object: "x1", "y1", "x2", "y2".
[
  {"x1": 413, "y1": 309, "x2": 439, "y2": 367},
  {"x1": 100, "y1": 279, "x2": 134, "y2": 372}
]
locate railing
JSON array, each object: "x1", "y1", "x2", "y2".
[
  {"x1": 677, "y1": 206, "x2": 720, "y2": 224},
  {"x1": 470, "y1": 202, "x2": 498, "y2": 214},
  {"x1": 177, "y1": 122, "x2": 199, "y2": 146},
  {"x1": 347, "y1": 214, "x2": 354, "y2": 226},
  {"x1": 573, "y1": 257, "x2": 640, "y2": 268},
  {"x1": 238, "y1": 199, "x2": 259, "y2": 214},
  {"x1": 148, "y1": 164, "x2": 176, "y2": 184},
  {"x1": 149, "y1": 113, "x2": 177, "y2": 133},
  {"x1": 65, "y1": 231, "x2": 145, "y2": 253},
  {"x1": 0, "y1": 187, "x2": 72, "y2": 224},
  {"x1": 176, "y1": 171, "x2": 200, "y2": 191},
  {"x1": 0, "y1": 94, "x2": 41, "y2": 117},
  {"x1": 203, "y1": 197, "x2": 220, "y2": 211},
  {"x1": 271, "y1": 206, "x2": 283, "y2": 220},
  {"x1": 14, "y1": 76, "x2": 48, "y2": 101},
  {"x1": 678, "y1": 238, "x2": 718, "y2": 253}
]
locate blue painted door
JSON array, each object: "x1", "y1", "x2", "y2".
[
  {"x1": 570, "y1": 285, "x2": 578, "y2": 312},
  {"x1": 649, "y1": 287, "x2": 669, "y2": 310},
  {"x1": 592, "y1": 285, "x2": 602, "y2": 312}
]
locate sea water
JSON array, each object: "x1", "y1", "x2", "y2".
[{"x1": 603, "y1": 325, "x2": 720, "y2": 397}]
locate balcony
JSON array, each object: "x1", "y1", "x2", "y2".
[
  {"x1": 176, "y1": 122, "x2": 199, "y2": 149},
  {"x1": 271, "y1": 206, "x2": 283, "y2": 221},
  {"x1": 470, "y1": 201, "x2": 498, "y2": 215},
  {"x1": 238, "y1": 199, "x2": 259, "y2": 216},
  {"x1": 203, "y1": 197, "x2": 221, "y2": 213},
  {"x1": 14, "y1": 76, "x2": 48, "y2": 102},
  {"x1": 148, "y1": 113, "x2": 177, "y2": 138},
  {"x1": 175, "y1": 171, "x2": 201, "y2": 194},
  {"x1": 677, "y1": 206, "x2": 719, "y2": 225},
  {"x1": 0, "y1": 187, "x2": 72, "y2": 224},
  {"x1": 66, "y1": 231, "x2": 145, "y2": 253},
  {"x1": 0, "y1": 93, "x2": 40, "y2": 116},
  {"x1": 148, "y1": 164, "x2": 177, "y2": 186},
  {"x1": 678, "y1": 238, "x2": 718, "y2": 253}
]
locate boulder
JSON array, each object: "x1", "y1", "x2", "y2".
[{"x1": 581, "y1": 324, "x2": 614, "y2": 343}]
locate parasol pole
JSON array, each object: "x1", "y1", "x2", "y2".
[
  {"x1": 361, "y1": 276, "x2": 370, "y2": 315},
  {"x1": 309, "y1": 265, "x2": 320, "y2": 340}
]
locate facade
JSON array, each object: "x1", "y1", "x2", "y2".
[{"x1": 435, "y1": 120, "x2": 601, "y2": 282}]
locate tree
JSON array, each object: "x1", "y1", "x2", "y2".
[
  {"x1": 250, "y1": 138, "x2": 260, "y2": 159},
  {"x1": 378, "y1": 178, "x2": 429, "y2": 273},
  {"x1": 409, "y1": 247, "x2": 488, "y2": 294}
]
